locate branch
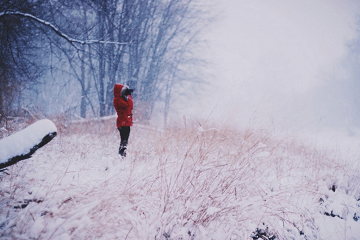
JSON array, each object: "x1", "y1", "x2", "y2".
[{"x1": 0, "y1": 11, "x2": 129, "y2": 46}]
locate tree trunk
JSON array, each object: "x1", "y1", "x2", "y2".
[
  {"x1": 80, "y1": 45, "x2": 87, "y2": 118},
  {"x1": 98, "y1": 8, "x2": 106, "y2": 117}
]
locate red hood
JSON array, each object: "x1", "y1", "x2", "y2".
[{"x1": 114, "y1": 84, "x2": 123, "y2": 97}]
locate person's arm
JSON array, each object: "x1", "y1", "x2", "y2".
[
  {"x1": 127, "y1": 95, "x2": 133, "y2": 110},
  {"x1": 114, "y1": 97, "x2": 129, "y2": 112}
]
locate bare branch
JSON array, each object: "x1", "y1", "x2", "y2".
[{"x1": 0, "y1": 11, "x2": 129, "y2": 46}]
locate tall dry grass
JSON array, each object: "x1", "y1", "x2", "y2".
[{"x1": 0, "y1": 118, "x2": 359, "y2": 239}]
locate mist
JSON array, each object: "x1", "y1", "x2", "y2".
[{"x1": 184, "y1": 0, "x2": 360, "y2": 136}]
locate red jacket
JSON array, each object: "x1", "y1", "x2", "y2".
[{"x1": 113, "y1": 84, "x2": 133, "y2": 127}]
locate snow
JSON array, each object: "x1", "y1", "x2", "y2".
[
  {"x1": 206, "y1": 207, "x2": 221, "y2": 215},
  {"x1": 0, "y1": 120, "x2": 359, "y2": 239},
  {"x1": 0, "y1": 119, "x2": 57, "y2": 163}
]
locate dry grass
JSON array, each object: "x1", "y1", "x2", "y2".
[{"x1": 0, "y1": 118, "x2": 359, "y2": 239}]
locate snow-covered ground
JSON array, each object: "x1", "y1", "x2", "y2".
[{"x1": 0, "y1": 118, "x2": 359, "y2": 239}]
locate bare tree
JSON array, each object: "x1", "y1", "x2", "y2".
[
  {"x1": 0, "y1": 0, "x2": 49, "y2": 122},
  {"x1": 130, "y1": 0, "x2": 210, "y2": 123}
]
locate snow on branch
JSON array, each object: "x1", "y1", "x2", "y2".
[{"x1": 0, "y1": 11, "x2": 129, "y2": 46}]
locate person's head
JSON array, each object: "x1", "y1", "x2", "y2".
[
  {"x1": 121, "y1": 85, "x2": 134, "y2": 96},
  {"x1": 125, "y1": 88, "x2": 134, "y2": 96},
  {"x1": 114, "y1": 84, "x2": 123, "y2": 97}
]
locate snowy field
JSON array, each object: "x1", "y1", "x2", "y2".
[{"x1": 0, "y1": 118, "x2": 360, "y2": 239}]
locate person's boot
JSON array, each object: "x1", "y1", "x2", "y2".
[
  {"x1": 118, "y1": 145, "x2": 123, "y2": 155},
  {"x1": 119, "y1": 147, "x2": 126, "y2": 157}
]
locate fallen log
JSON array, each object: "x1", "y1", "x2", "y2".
[{"x1": 0, "y1": 119, "x2": 57, "y2": 169}]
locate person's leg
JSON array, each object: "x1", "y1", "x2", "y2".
[
  {"x1": 118, "y1": 126, "x2": 130, "y2": 156},
  {"x1": 118, "y1": 127, "x2": 124, "y2": 155},
  {"x1": 121, "y1": 126, "x2": 130, "y2": 147}
]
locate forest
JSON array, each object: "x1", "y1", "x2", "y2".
[{"x1": 0, "y1": 0, "x2": 210, "y2": 125}]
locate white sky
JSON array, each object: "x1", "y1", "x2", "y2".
[{"x1": 191, "y1": 0, "x2": 360, "y2": 131}]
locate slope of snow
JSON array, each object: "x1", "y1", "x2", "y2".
[{"x1": 0, "y1": 120, "x2": 359, "y2": 239}]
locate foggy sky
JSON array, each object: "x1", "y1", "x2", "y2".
[{"x1": 191, "y1": 0, "x2": 360, "y2": 132}]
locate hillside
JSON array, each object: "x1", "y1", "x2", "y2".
[{"x1": 0, "y1": 118, "x2": 360, "y2": 239}]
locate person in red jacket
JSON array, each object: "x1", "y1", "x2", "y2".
[{"x1": 113, "y1": 84, "x2": 134, "y2": 157}]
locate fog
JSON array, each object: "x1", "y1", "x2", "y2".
[{"x1": 185, "y1": 0, "x2": 360, "y2": 135}]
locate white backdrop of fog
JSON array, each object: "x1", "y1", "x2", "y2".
[{"x1": 179, "y1": 0, "x2": 360, "y2": 137}]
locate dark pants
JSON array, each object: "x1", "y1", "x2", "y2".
[{"x1": 118, "y1": 126, "x2": 130, "y2": 156}]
